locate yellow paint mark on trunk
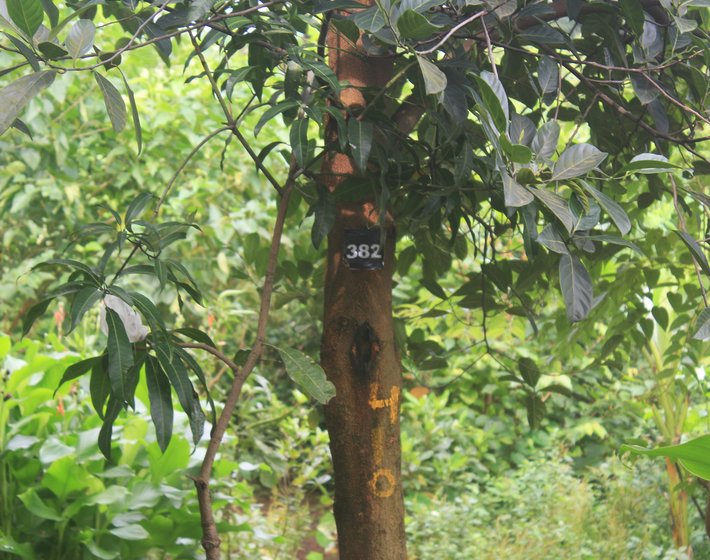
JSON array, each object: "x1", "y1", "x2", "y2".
[
  {"x1": 368, "y1": 383, "x2": 401, "y2": 424},
  {"x1": 369, "y1": 468, "x2": 395, "y2": 498},
  {"x1": 372, "y1": 426, "x2": 385, "y2": 464}
]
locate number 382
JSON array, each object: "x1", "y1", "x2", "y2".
[{"x1": 345, "y1": 243, "x2": 382, "y2": 260}]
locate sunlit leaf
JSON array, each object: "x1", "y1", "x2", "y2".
[
  {"x1": 0, "y1": 70, "x2": 56, "y2": 136},
  {"x1": 274, "y1": 345, "x2": 336, "y2": 404}
]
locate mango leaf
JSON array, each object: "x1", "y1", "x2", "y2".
[
  {"x1": 69, "y1": 286, "x2": 102, "y2": 332},
  {"x1": 65, "y1": 19, "x2": 94, "y2": 59},
  {"x1": 145, "y1": 356, "x2": 173, "y2": 453},
  {"x1": 621, "y1": 435, "x2": 710, "y2": 480},
  {"x1": 172, "y1": 327, "x2": 216, "y2": 348},
  {"x1": 90, "y1": 355, "x2": 110, "y2": 418},
  {"x1": 348, "y1": 118, "x2": 373, "y2": 172},
  {"x1": 675, "y1": 230, "x2": 710, "y2": 277},
  {"x1": 254, "y1": 100, "x2": 299, "y2": 137},
  {"x1": 559, "y1": 254, "x2": 593, "y2": 322},
  {"x1": 94, "y1": 71, "x2": 127, "y2": 133},
  {"x1": 0, "y1": 70, "x2": 56, "y2": 135},
  {"x1": 551, "y1": 143, "x2": 607, "y2": 181},
  {"x1": 417, "y1": 56, "x2": 447, "y2": 95},
  {"x1": 22, "y1": 297, "x2": 54, "y2": 337},
  {"x1": 120, "y1": 70, "x2": 142, "y2": 154},
  {"x1": 693, "y1": 308, "x2": 710, "y2": 341},
  {"x1": 311, "y1": 186, "x2": 336, "y2": 249},
  {"x1": 98, "y1": 396, "x2": 123, "y2": 460},
  {"x1": 188, "y1": 0, "x2": 216, "y2": 20},
  {"x1": 290, "y1": 117, "x2": 309, "y2": 167},
  {"x1": 56, "y1": 354, "x2": 104, "y2": 393},
  {"x1": 579, "y1": 180, "x2": 631, "y2": 235},
  {"x1": 7, "y1": 0, "x2": 43, "y2": 38},
  {"x1": 397, "y1": 9, "x2": 442, "y2": 40},
  {"x1": 274, "y1": 345, "x2": 336, "y2": 404},
  {"x1": 105, "y1": 307, "x2": 135, "y2": 402},
  {"x1": 154, "y1": 342, "x2": 196, "y2": 417}
]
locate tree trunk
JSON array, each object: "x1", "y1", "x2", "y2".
[{"x1": 319, "y1": 8, "x2": 407, "y2": 559}]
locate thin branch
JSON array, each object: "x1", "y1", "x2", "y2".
[
  {"x1": 194, "y1": 157, "x2": 297, "y2": 559},
  {"x1": 230, "y1": 126, "x2": 284, "y2": 196},
  {"x1": 481, "y1": 16, "x2": 497, "y2": 78},
  {"x1": 188, "y1": 30, "x2": 234, "y2": 124},
  {"x1": 178, "y1": 342, "x2": 241, "y2": 373},
  {"x1": 415, "y1": 10, "x2": 487, "y2": 55}
]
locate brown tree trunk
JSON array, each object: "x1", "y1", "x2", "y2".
[{"x1": 319, "y1": 7, "x2": 407, "y2": 559}]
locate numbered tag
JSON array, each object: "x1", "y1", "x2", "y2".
[{"x1": 343, "y1": 229, "x2": 384, "y2": 270}]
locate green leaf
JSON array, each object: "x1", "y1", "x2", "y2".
[
  {"x1": 537, "y1": 56, "x2": 558, "y2": 94},
  {"x1": 675, "y1": 231, "x2": 710, "y2": 277},
  {"x1": 93, "y1": 71, "x2": 127, "y2": 133},
  {"x1": 34, "y1": 258, "x2": 102, "y2": 284},
  {"x1": 22, "y1": 297, "x2": 54, "y2": 337},
  {"x1": 0, "y1": 70, "x2": 56, "y2": 136},
  {"x1": 290, "y1": 117, "x2": 309, "y2": 167},
  {"x1": 154, "y1": 342, "x2": 195, "y2": 416},
  {"x1": 7, "y1": 0, "x2": 43, "y2": 38},
  {"x1": 623, "y1": 153, "x2": 681, "y2": 174},
  {"x1": 40, "y1": 0, "x2": 58, "y2": 27},
  {"x1": 188, "y1": 0, "x2": 216, "y2": 20},
  {"x1": 578, "y1": 181, "x2": 631, "y2": 235},
  {"x1": 396, "y1": 9, "x2": 442, "y2": 40},
  {"x1": 105, "y1": 307, "x2": 135, "y2": 402},
  {"x1": 529, "y1": 187, "x2": 576, "y2": 234},
  {"x1": 274, "y1": 346, "x2": 336, "y2": 404},
  {"x1": 254, "y1": 100, "x2": 299, "y2": 137},
  {"x1": 120, "y1": 70, "x2": 142, "y2": 154},
  {"x1": 693, "y1": 308, "x2": 710, "y2": 341},
  {"x1": 417, "y1": 56, "x2": 447, "y2": 95},
  {"x1": 587, "y1": 234, "x2": 642, "y2": 254},
  {"x1": 124, "y1": 192, "x2": 153, "y2": 224},
  {"x1": 37, "y1": 40, "x2": 67, "y2": 59},
  {"x1": 145, "y1": 356, "x2": 173, "y2": 453},
  {"x1": 56, "y1": 355, "x2": 104, "y2": 393},
  {"x1": 551, "y1": 143, "x2": 607, "y2": 181},
  {"x1": 518, "y1": 357, "x2": 541, "y2": 387},
  {"x1": 18, "y1": 489, "x2": 62, "y2": 521},
  {"x1": 474, "y1": 73, "x2": 507, "y2": 132},
  {"x1": 621, "y1": 435, "x2": 710, "y2": 480},
  {"x1": 65, "y1": 19, "x2": 94, "y2": 59},
  {"x1": 526, "y1": 394, "x2": 546, "y2": 429},
  {"x1": 99, "y1": 396, "x2": 123, "y2": 460},
  {"x1": 109, "y1": 524, "x2": 150, "y2": 541},
  {"x1": 353, "y1": 5, "x2": 385, "y2": 32},
  {"x1": 348, "y1": 118, "x2": 373, "y2": 172},
  {"x1": 502, "y1": 173, "x2": 533, "y2": 207},
  {"x1": 500, "y1": 133, "x2": 533, "y2": 164},
  {"x1": 536, "y1": 224, "x2": 569, "y2": 254},
  {"x1": 5, "y1": 32, "x2": 40, "y2": 71},
  {"x1": 69, "y1": 286, "x2": 102, "y2": 332},
  {"x1": 172, "y1": 327, "x2": 216, "y2": 348},
  {"x1": 559, "y1": 254, "x2": 593, "y2": 322},
  {"x1": 531, "y1": 120, "x2": 560, "y2": 161},
  {"x1": 311, "y1": 186, "x2": 335, "y2": 249},
  {"x1": 90, "y1": 355, "x2": 110, "y2": 418}
]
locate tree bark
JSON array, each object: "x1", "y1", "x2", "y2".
[{"x1": 319, "y1": 7, "x2": 407, "y2": 559}]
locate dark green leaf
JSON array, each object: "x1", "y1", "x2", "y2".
[
  {"x1": 145, "y1": 356, "x2": 173, "y2": 453},
  {"x1": 172, "y1": 327, "x2": 216, "y2": 348},
  {"x1": 396, "y1": 9, "x2": 442, "y2": 40},
  {"x1": 274, "y1": 345, "x2": 336, "y2": 404},
  {"x1": 4, "y1": 33, "x2": 40, "y2": 71},
  {"x1": 348, "y1": 118, "x2": 373, "y2": 172},
  {"x1": 40, "y1": 0, "x2": 58, "y2": 27},
  {"x1": 69, "y1": 286, "x2": 102, "y2": 332},
  {"x1": 7, "y1": 0, "x2": 43, "y2": 38},
  {"x1": 311, "y1": 186, "x2": 336, "y2": 249},
  {"x1": 155, "y1": 342, "x2": 195, "y2": 416},
  {"x1": 56, "y1": 355, "x2": 103, "y2": 394},
  {"x1": 93, "y1": 71, "x2": 127, "y2": 133},
  {"x1": 11, "y1": 118, "x2": 32, "y2": 138},
  {"x1": 98, "y1": 396, "x2": 123, "y2": 460},
  {"x1": 90, "y1": 355, "x2": 110, "y2": 418},
  {"x1": 22, "y1": 297, "x2": 54, "y2": 337},
  {"x1": 559, "y1": 254, "x2": 593, "y2": 322},
  {"x1": 120, "y1": 70, "x2": 142, "y2": 154},
  {"x1": 290, "y1": 117, "x2": 309, "y2": 167},
  {"x1": 254, "y1": 100, "x2": 299, "y2": 137},
  {"x1": 529, "y1": 187, "x2": 576, "y2": 233},
  {"x1": 500, "y1": 134, "x2": 533, "y2": 164},
  {"x1": 34, "y1": 258, "x2": 102, "y2": 284},
  {"x1": 579, "y1": 181, "x2": 631, "y2": 235},
  {"x1": 0, "y1": 70, "x2": 56, "y2": 136},
  {"x1": 474, "y1": 73, "x2": 507, "y2": 132},
  {"x1": 37, "y1": 41, "x2": 67, "y2": 59},
  {"x1": 352, "y1": 5, "x2": 385, "y2": 32},
  {"x1": 675, "y1": 231, "x2": 710, "y2": 277},
  {"x1": 105, "y1": 307, "x2": 135, "y2": 402},
  {"x1": 518, "y1": 357, "x2": 541, "y2": 387},
  {"x1": 526, "y1": 394, "x2": 546, "y2": 429}
]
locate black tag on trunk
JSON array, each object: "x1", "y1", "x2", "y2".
[{"x1": 343, "y1": 229, "x2": 384, "y2": 270}]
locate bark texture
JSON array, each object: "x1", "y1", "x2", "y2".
[{"x1": 319, "y1": 7, "x2": 407, "y2": 559}]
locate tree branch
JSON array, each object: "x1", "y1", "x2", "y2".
[{"x1": 193, "y1": 156, "x2": 297, "y2": 559}]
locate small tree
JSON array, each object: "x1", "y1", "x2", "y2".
[{"x1": 1, "y1": 0, "x2": 709, "y2": 558}]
